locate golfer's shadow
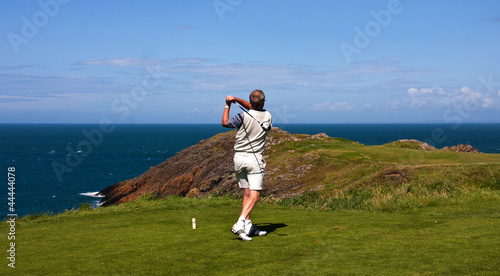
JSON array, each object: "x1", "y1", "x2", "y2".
[{"x1": 254, "y1": 223, "x2": 288, "y2": 236}]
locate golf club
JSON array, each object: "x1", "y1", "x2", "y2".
[{"x1": 234, "y1": 102, "x2": 271, "y2": 131}]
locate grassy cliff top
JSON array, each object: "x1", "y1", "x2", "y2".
[
  {"x1": 263, "y1": 129, "x2": 500, "y2": 210},
  {"x1": 99, "y1": 128, "x2": 500, "y2": 212}
]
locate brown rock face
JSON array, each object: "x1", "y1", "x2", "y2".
[
  {"x1": 100, "y1": 128, "x2": 306, "y2": 206},
  {"x1": 442, "y1": 144, "x2": 481, "y2": 153},
  {"x1": 99, "y1": 130, "x2": 238, "y2": 206},
  {"x1": 99, "y1": 128, "x2": 297, "y2": 206}
]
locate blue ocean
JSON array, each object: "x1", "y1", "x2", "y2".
[{"x1": 2, "y1": 123, "x2": 500, "y2": 217}]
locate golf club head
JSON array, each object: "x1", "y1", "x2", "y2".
[{"x1": 261, "y1": 122, "x2": 271, "y2": 131}]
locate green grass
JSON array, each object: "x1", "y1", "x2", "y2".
[
  {"x1": 264, "y1": 135, "x2": 500, "y2": 213},
  {"x1": 2, "y1": 196, "x2": 499, "y2": 275}
]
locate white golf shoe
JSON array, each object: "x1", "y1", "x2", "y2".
[{"x1": 231, "y1": 224, "x2": 252, "y2": 241}]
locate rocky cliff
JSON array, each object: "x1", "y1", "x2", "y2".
[
  {"x1": 99, "y1": 128, "x2": 302, "y2": 206},
  {"x1": 99, "y1": 128, "x2": 484, "y2": 206},
  {"x1": 100, "y1": 130, "x2": 235, "y2": 206}
]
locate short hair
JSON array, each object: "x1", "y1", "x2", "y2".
[{"x1": 249, "y1": 89, "x2": 265, "y2": 109}]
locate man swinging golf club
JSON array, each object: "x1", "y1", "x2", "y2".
[{"x1": 222, "y1": 89, "x2": 272, "y2": 241}]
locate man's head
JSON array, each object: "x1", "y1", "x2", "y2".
[{"x1": 249, "y1": 89, "x2": 265, "y2": 110}]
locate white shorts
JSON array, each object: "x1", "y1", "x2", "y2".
[{"x1": 234, "y1": 152, "x2": 266, "y2": 190}]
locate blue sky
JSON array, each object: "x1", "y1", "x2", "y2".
[{"x1": 1, "y1": 0, "x2": 499, "y2": 124}]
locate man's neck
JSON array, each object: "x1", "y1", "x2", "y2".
[{"x1": 250, "y1": 105, "x2": 265, "y2": 111}]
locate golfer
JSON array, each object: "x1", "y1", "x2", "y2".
[{"x1": 222, "y1": 89, "x2": 272, "y2": 241}]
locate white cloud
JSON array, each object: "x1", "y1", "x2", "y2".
[
  {"x1": 405, "y1": 86, "x2": 442, "y2": 108},
  {"x1": 0, "y1": 72, "x2": 126, "y2": 101},
  {"x1": 482, "y1": 97, "x2": 495, "y2": 108},
  {"x1": 0, "y1": 65, "x2": 35, "y2": 71},
  {"x1": 408, "y1": 88, "x2": 418, "y2": 96},
  {"x1": 1, "y1": 57, "x2": 462, "y2": 123},
  {"x1": 388, "y1": 100, "x2": 402, "y2": 110},
  {"x1": 407, "y1": 86, "x2": 444, "y2": 96},
  {"x1": 77, "y1": 58, "x2": 212, "y2": 67},
  {"x1": 77, "y1": 58, "x2": 161, "y2": 67},
  {"x1": 312, "y1": 101, "x2": 354, "y2": 112},
  {"x1": 421, "y1": 88, "x2": 433, "y2": 94},
  {"x1": 72, "y1": 57, "x2": 434, "y2": 95},
  {"x1": 403, "y1": 86, "x2": 500, "y2": 110},
  {"x1": 0, "y1": 92, "x2": 110, "y2": 111}
]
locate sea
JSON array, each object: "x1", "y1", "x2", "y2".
[{"x1": 2, "y1": 123, "x2": 500, "y2": 218}]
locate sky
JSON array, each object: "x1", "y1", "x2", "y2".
[{"x1": 1, "y1": 0, "x2": 500, "y2": 124}]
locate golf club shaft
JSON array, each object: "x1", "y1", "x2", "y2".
[{"x1": 234, "y1": 102, "x2": 260, "y2": 123}]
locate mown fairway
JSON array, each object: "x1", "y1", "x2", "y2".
[{"x1": 2, "y1": 196, "x2": 499, "y2": 275}]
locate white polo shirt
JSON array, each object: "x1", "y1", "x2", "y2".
[{"x1": 226, "y1": 109, "x2": 272, "y2": 153}]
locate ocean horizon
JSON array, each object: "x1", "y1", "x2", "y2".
[{"x1": 2, "y1": 123, "x2": 500, "y2": 217}]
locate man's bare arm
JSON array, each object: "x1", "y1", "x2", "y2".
[
  {"x1": 227, "y1": 95, "x2": 251, "y2": 110},
  {"x1": 222, "y1": 104, "x2": 230, "y2": 128},
  {"x1": 222, "y1": 96, "x2": 232, "y2": 128},
  {"x1": 222, "y1": 96, "x2": 236, "y2": 128},
  {"x1": 222, "y1": 95, "x2": 252, "y2": 128}
]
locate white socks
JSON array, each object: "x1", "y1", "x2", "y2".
[
  {"x1": 235, "y1": 217, "x2": 253, "y2": 231},
  {"x1": 236, "y1": 217, "x2": 246, "y2": 229}
]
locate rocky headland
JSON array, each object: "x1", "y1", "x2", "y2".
[{"x1": 99, "y1": 128, "x2": 483, "y2": 206}]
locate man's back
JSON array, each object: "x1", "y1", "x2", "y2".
[{"x1": 234, "y1": 109, "x2": 272, "y2": 153}]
